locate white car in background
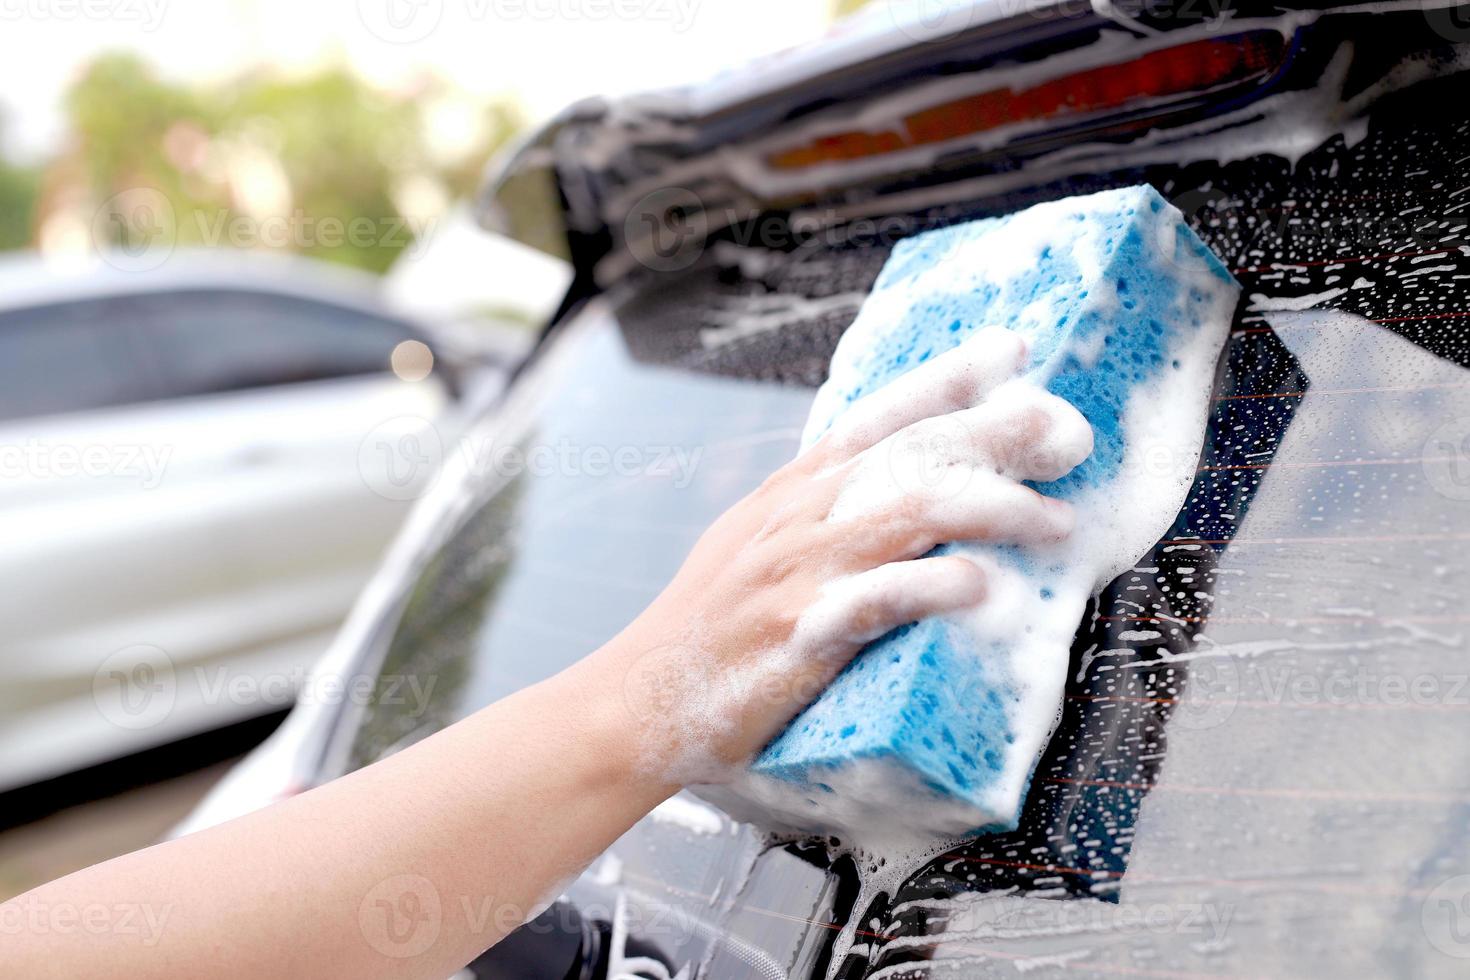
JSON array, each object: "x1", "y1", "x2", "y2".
[{"x1": 0, "y1": 250, "x2": 527, "y2": 791}]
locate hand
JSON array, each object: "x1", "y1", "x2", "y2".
[
  {"x1": 601, "y1": 326, "x2": 1094, "y2": 784},
  {"x1": 0, "y1": 330, "x2": 1093, "y2": 980}
]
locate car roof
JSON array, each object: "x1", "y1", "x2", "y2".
[{"x1": 0, "y1": 249, "x2": 396, "y2": 320}]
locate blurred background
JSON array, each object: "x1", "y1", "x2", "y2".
[{"x1": 0, "y1": 0, "x2": 867, "y2": 899}]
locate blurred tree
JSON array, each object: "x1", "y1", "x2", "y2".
[
  {"x1": 66, "y1": 53, "x2": 217, "y2": 208},
  {"x1": 44, "y1": 53, "x2": 525, "y2": 274},
  {"x1": 222, "y1": 69, "x2": 427, "y2": 273},
  {"x1": 0, "y1": 113, "x2": 39, "y2": 250}
]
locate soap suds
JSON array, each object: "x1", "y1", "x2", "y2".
[
  {"x1": 822, "y1": 374, "x2": 1094, "y2": 530},
  {"x1": 1248, "y1": 287, "x2": 1349, "y2": 311},
  {"x1": 697, "y1": 186, "x2": 1239, "y2": 848}
]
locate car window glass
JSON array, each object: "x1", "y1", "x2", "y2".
[
  {"x1": 0, "y1": 295, "x2": 163, "y2": 422},
  {"x1": 0, "y1": 288, "x2": 416, "y2": 423},
  {"x1": 333, "y1": 314, "x2": 813, "y2": 769},
  {"x1": 135, "y1": 289, "x2": 414, "y2": 398},
  {"x1": 328, "y1": 36, "x2": 1470, "y2": 980}
]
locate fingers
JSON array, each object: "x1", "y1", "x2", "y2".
[
  {"x1": 845, "y1": 474, "x2": 1073, "y2": 562},
  {"x1": 824, "y1": 379, "x2": 1091, "y2": 560},
  {"x1": 800, "y1": 555, "x2": 988, "y2": 652},
  {"x1": 899, "y1": 380, "x2": 1094, "y2": 484},
  {"x1": 897, "y1": 480, "x2": 1075, "y2": 555},
  {"x1": 816, "y1": 326, "x2": 1028, "y2": 460}
]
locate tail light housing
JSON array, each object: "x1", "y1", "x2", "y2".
[{"x1": 768, "y1": 30, "x2": 1289, "y2": 171}]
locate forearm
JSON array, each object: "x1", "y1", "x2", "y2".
[
  {"x1": 4, "y1": 640, "x2": 669, "y2": 980},
  {"x1": 3, "y1": 327, "x2": 1086, "y2": 979}
]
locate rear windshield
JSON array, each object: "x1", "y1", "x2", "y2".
[{"x1": 331, "y1": 42, "x2": 1470, "y2": 980}]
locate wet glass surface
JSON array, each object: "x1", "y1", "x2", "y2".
[
  {"x1": 337, "y1": 45, "x2": 1470, "y2": 980},
  {"x1": 341, "y1": 313, "x2": 833, "y2": 975}
]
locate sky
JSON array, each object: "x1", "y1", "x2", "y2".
[{"x1": 0, "y1": 0, "x2": 841, "y2": 162}]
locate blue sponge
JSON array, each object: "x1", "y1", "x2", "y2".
[{"x1": 701, "y1": 186, "x2": 1239, "y2": 841}]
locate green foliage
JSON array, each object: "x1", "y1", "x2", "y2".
[
  {"x1": 222, "y1": 68, "x2": 424, "y2": 273},
  {"x1": 44, "y1": 53, "x2": 525, "y2": 274},
  {"x1": 66, "y1": 53, "x2": 215, "y2": 203},
  {"x1": 0, "y1": 156, "x2": 38, "y2": 251}
]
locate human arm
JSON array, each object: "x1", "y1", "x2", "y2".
[{"x1": 2, "y1": 327, "x2": 1091, "y2": 979}]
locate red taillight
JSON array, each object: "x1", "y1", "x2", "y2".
[{"x1": 768, "y1": 31, "x2": 1287, "y2": 171}]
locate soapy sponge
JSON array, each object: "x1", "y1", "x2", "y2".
[{"x1": 700, "y1": 185, "x2": 1239, "y2": 840}]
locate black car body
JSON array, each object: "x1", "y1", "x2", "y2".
[{"x1": 184, "y1": 2, "x2": 1470, "y2": 976}]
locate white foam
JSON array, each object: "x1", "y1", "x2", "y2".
[{"x1": 695, "y1": 190, "x2": 1238, "y2": 850}]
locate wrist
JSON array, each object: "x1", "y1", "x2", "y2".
[{"x1": 555, "y1": 638, "x2": 683, "y2": 808}]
